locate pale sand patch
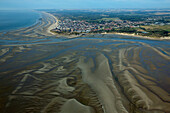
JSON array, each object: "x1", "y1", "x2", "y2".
[
  {"x1": 138, "y1": 42, "x2": 170, "y2": 60},
  {"x1": 118, "y1": 49, "x2": 153, "y2": 109},
  {"x1": 34, "y1": 63, "x2": 56, "y2": 74},
  {"x1": 160, "y1": 36, "x2": 170, "y2": 39},
  {"x1": 0, "y1": 55, "x2": 12, "y2": 63},
  {"x1": 0, "y1": 48, "x2": 9, "y2": 56},
  {"x1": 116, "y1": 48, "x2": 170, "y2": 112},
  {"x1": 41, "y1": 97, "x2": 66, "y2": 113},
  {"x1": 42, "y1": 12, "x2": 59, "y2": 35},
  {"x1": 60, "y1": 99, "x2": 95, "y2": 113},
  {"x1": 14, "y1": 46, "x2": 26, "y2": 52},
  {"x1": 0, "y1": 48, "x2": 10, "y2": 62},
  {"x1": 118, "y1": 70, "x2": 153, "y2": 109},
  {"x1": 56, "y1": 78, "x2": 75, "y2": 94},
  {"x1": 78, "y1": 54, "x2": 128, "y2": 113},
  {"x1": 102, "y1": 32, "x2": 170, "y2": 40},
  {"x1": 16, "y1": 70, "x2": 34, "y2": 76}
]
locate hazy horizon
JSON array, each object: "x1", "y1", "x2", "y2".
[{"x1": 0, "y1": 0, "x2": 170, "y2": 10}]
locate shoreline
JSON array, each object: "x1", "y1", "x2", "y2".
[
  {"x1": 52, "y1": 31, "x2": 170, "y2": 40},
  {"x1": 0, "y1": 11, "x2": 60, "y2": 40},
  {"x1": 48, "y1": 13, "x2": 169, "y2": 40},
  {"x1": 0, "y1": 10, "x2": 41, "y2": 33},
  {"x1": 42, "y1": 12, "x2": 59, "y2": 35},
  {"x1": 1, "y1": 11, "x2": 169, "y2": 41},
  {"x1": 101, "y1": 32, "x2": 170, "y2": 40}
]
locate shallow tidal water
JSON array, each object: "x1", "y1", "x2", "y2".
[
  {"x1": 0, "y1": 34, "x2": 170, "y2": 113},
  {"x1": 0, "y1": 10, "x2": 40, "y2": 32},
  {"x1": 0, "y1": 11, "x2": 170, "y2": 113}
]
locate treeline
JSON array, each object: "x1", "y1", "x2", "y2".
[
  {"x1": 90, "y1": 27, "x2": 169, "y2": 38},
  {"x1": 116, "y1": 27, "x2": 169, "y2": 37},
  {"x1": 49, "y1": 11, "x2": 149, "y2": 22},
  {"x1": 48, "y1": 9, "x2": 170, "y2": 23},
  {"x1": 143, "y1": 29, "x2": 169, "y2": 37}
]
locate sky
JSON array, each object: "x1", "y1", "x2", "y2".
[{"x1": 0, "y1": 0, "x2": 170, "y2": 10}]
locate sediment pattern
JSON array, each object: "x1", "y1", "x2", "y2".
[
  {"x1": 0, "y1": 12, "x2": 170, "y2": 113},
  {"x1": 0, "y1": 37, "x2": 169, "y2": 113},
  {"x1": 0, "y1": 12, "x2": 58, "y2": 41}
]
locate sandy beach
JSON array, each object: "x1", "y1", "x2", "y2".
[
  {"x1": 0, "y1": 11, "x2": 59, "y2": 41},
  {"x1": 100, "y1": 32, "x2": 170, "y2": 40},
  {"x1": 42, "y1": 12, "x2": 59, "y2": 35}
]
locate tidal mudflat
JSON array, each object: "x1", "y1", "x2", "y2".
[{"x1": 0, "y1": 13, "x2": 170, "y2": 113}]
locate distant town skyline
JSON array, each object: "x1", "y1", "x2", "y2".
[{"x1": 0, "y1": 0, "x2": 170, "y2": 10}]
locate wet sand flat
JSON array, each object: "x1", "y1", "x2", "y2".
[{"x1": 0, "y1": 12, "x2": 170, "y2": 113}]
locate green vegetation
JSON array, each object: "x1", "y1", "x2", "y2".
[
  {"x1": 116, "y1": 27, "x2": 137, "y2": 33},
  {"x1": 139, "y1": 25, "x2": 170, "y2": 37},
  {"x1": 100, "y1": 18, "x2": 120, "y2": 21},
  {"x1": 49, "y1": 10, "x2": 150, "y2": 22},
  {"x1": 47, "y1": 9, "x2": 170, "y2": 38},
  {"x1": 142, "y1": 25, "x2": 170, "y2": 32}
]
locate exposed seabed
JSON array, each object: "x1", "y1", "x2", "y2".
[{"x1": 0, "y1": 12, "x2": 170, "y2": 113}]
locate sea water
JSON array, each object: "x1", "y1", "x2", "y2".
[{"x1": 0, "y1": 10, "x2": 40, "y2": 32}]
